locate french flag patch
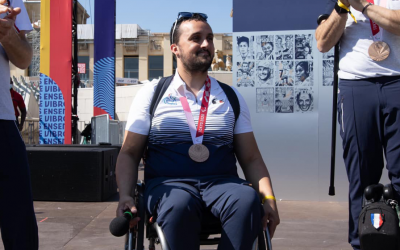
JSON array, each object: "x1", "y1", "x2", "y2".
[{"x1": 371, "y1": 213, "x2": 384, "y2": 229}]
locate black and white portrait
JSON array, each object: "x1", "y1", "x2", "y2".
[
  {"x1": 256, "y1": 61, "x2": 274, "y2": 86},
  {"x1": 237, "y1": 63, "x2": 255, "y2": 87},
  {"x1": 275, "y1": 35, "x2": 285, "y2": 60},
  {"x1": 282, "y1": 35, "x2": 294, "y2": 60},
  {"x1": 323, "y1": 47, "x2": 335, "y2": 60},
  {"x1": 255, "y1": 35, "x2": 275, "y2": 60},
  {"x1": 236, "y1": 36, "x2": 255, "y2": 61},
  {"x1": 275, "y1": 61, "x2": 294, "y2": 86},
  {"x1": 323, "y1": 60, "x2": 334, "y2": 86},
  {"x1": 256, "y1": 88, "x2": 274, "y2": 113},
  {"x1": 295, "y1": 88, "x2": 314, "y2": 112},
  {"x1": 237, "y1": 61, "x2": 255, "y2": 77},
  {"x1": 295, "y1": 34, "x2": 314, "y2": 60},
  {"x1": 295, "y1": 61, "x2": 313, "y2": 86},
  {"x1": 275, "y1": 87, "x2": 294, "y2": 113}
]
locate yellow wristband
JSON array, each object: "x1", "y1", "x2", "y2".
[
  {"x1": 338, "y1": 0, "x2": 357, "y2": 23},
  {"x1": 262, "y1": 195, "x2": 276, "y2": 204}
]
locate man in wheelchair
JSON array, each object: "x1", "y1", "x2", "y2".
[{"x1": 116, "y1": 12, "x2": 280, "y2": 250}]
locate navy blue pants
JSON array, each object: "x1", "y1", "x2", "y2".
[
  {"x1": 338, "y1": 76, "x2": 400, "y2": 249},
  {"x1": 145, "y1": 177, "x2": 263, "y2": 250},
  {"x1": 0, "y1": 120, "x2": 38, "y2": 249}
]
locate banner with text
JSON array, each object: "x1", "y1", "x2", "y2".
[{"x1": 39, "y1": 0, "x2": 72, "y2": 144}]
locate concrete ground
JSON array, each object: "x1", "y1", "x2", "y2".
[
  {"x1": 0, "y1": 163, "x2": 352, "y2": 250},
  {"x1": 0, "y1": 197, "x2": 352, "y2": 250}
]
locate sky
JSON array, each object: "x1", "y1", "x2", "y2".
[{"x1": 78, "y1": 0, "x2": 233, "y2": 34}]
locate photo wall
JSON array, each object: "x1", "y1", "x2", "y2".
[
  {"x1": 232, "y1": 0, "x2": 353, "y2": 201},
  {"x1": 234, "y1": 31, "x2": 326, "y2": 115}
]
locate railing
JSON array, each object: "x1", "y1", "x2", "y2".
[
  {"x1": 20, "y1": 119, "x2": 90, "y2": 145},
  {"x1": 20, "y1": 118, "x2": 40, "y2": 145}
]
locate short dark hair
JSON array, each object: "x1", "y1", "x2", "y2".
[
  {"x1": 296, "y1": 91, "x2": 313, "y2": 110},
  {"x1": 237, "y1": 36, "x2": 249, "y2": 46},
  {"x1": 296, "y1": 91, "x2": 313, "y2": 103},
  {"x1": 170, "y1": 13, "x2": 208, "y2": 45}
]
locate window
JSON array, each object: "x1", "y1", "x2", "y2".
[
  {"x1": 78, "y1": 56, "x2": 90, "y2": 81},
  {"x1": 148, "y1": 56, "x2": 163, "y2": 80},
  {"x1": 124, "y1": 57, "x2": 139, "y2": 79}
]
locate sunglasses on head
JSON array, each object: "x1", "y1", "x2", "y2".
[{"x1": 171, "y1": 12, "x2": 208, "y2": 44}]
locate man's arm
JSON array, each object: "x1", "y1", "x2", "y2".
[
  {"x1": 315, "y1": 4, "x2": 349, "y2": 53},
  {"x1": 2, "y1": 30, "x2": 32, "y2": 69},
  {"x1": 234, "y1": 132, "x2": 280, "y2": 237},
  {"x1": 115, "y1": 131, "x2": 147, "y2": 224},
  {"x1": 349, "y1": 0, "x2": 400, "y2": 36},
  {"x1": 0, "y1": 7, "x2": 32, "y2": 69}
]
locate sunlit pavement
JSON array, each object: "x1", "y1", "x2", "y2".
[{"x1": 0, "y1": 197, "x2": 352, "y2": 250}]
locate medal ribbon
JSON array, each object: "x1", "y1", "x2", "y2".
[
  {"x1": 366, "y1": 0, "x2": 382, "y2": 42},
  {"x1": 179, "y1": 77, "x2": 211, "y2": 145}
]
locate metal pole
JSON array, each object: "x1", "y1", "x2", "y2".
[
  {"x1": 72, "y1": 0, "x2": 79, "y2": 143},
  {"x1": 329, "y1": 42, "x2": 340, "y2": 196}
]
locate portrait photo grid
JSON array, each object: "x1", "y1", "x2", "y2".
[
  {"x1": 235, "y1": 32, "x2": 317, "y2": 114},
  {"x1": 322, "y1": 47, "x2": 335, "y2": 87}
]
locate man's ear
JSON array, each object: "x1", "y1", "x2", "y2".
[{"x1": 170, "y1": 44, "x2": 179, "y2": 58}]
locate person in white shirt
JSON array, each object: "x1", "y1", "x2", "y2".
[
  {"x1": 316, "y1": 0, "x2": 400, "y2": 249},
  {"x1": 0, "y1": 0, "x2": 38, "y2": 249},
  {"x1": 116, "y1": 12, "x2": 280, "y2": 250}
]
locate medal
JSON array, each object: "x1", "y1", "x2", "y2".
[
  {"x1": 188, "y1": 144, "x2": 210, "y2": 162},
  {"x1": 366, "y1": 0, "x2": 390, "y2": 61},
  {"x1": 368, "y1": 41, "x2": 390, "y2": 62},
  {"x1": 179, "y1": 77, "x2": 212, "y2": 162}
]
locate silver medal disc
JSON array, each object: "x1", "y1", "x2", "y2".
[{"x1": 188, "y1": 144, "x2": 209, "y2": 162}]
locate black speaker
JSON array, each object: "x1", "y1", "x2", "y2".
[{"x1": 27, "y1": 147, "x2": 118, "y2": 202}]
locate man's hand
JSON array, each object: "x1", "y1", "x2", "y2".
[
  {"x1": 348, "y1": 0, "x2": 369, "y2": 12},
  {"x1": 262, "y1": 199, "x2": 280, "y2": 238},
  {"x1": 116, "y1": 195, "x2": 140, "y2": 228},
  {"x1": 18, "y1": 123, "x2": 23, "y2": 131},
  {"x1": 0, "y1": 6, "x2": 20, "y2": 43},
  {"x1": 341, "y1": 0, "x2": 351, "y2": 7}
]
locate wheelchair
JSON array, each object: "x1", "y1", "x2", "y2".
[{"x1": 122, "y1": 180, "x2": 272, "y2": 250}]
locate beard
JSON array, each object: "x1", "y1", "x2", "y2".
[{"x1": 180, "y1": 48, "x2": 214, "y2": 73}]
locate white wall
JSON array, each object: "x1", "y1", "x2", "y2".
[
  {"x1": 77, "y1": 84, "x2": 144, "y2": 123},
  {"x1": 77, "y1": 72, "x2": 233, "y2": 123}
]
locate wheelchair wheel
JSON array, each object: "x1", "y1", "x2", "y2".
[
  {"x1": 124, "y1": 182, "x2": 145, "y2": 250},
  {"x1": 136, "y1": 182, "x2": 145, "y2": 250},
  {"x1": 257, "y1": 230, "x2": 267, "y2": 250}
]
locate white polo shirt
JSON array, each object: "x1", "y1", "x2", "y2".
[
  {"x1": 126, "y1": 70, "x2": 253, "y2": 146},
  {"x1": 339, "y1": 0, "x2": 400, "y2": 79}
]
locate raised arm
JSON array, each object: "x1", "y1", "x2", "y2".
[
  {"x1": 349, "y1": 0, "x2": 400, "y2": 35},
  {"x1": 315, "y1": 2, "x2": 349, "y2": 53},
  {"x1": 115, "y1": 131, "x2": 147, "y2": 224},
  {"x1": 234, "y1": 132, "x2": 280, "y2": 237},
  {"x1": 0, "y1": 7, "x2": 32, "y2": 69}
]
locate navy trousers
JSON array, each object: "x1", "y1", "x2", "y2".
[
  {"x1": 0, "y1": 120, "x2": 38, "y2": 249},
  {"x1": 145, "y1": 177, "x2": 263, "y2": 250},
  {"x1": 338, "y1": 76, "x2": 400, "y2": 249}
]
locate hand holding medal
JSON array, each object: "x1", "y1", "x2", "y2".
[{"x1": 349, "y1": 0, "x2": 391, "y2": 61}]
